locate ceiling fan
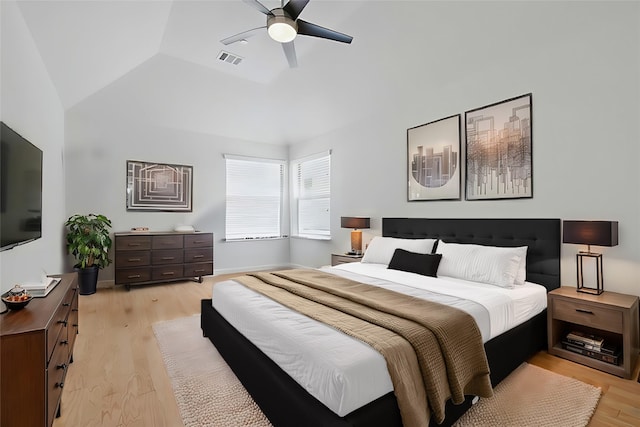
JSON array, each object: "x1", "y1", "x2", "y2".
[{"x1": 221, "y1": 0, "x2": 353, "y2": 68}]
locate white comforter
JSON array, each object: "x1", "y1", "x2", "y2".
[{"x1": 212, "y1": 263, "x2": 547, "y2": 417}]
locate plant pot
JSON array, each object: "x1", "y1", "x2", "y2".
[{"x1": 74, "y1": 265, "x2": 99, "y2": 295}]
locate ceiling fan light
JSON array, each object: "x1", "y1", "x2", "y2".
[{"x1": 267, "y1": 13, "x2": 297, "y2": 43}]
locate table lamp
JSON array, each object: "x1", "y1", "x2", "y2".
[
  {"x1": 340, "y1": 217, "x2": 370, "y2": 255},
  {"x1": 562, "y1": 220, "x2": 618, "y2": 294}
]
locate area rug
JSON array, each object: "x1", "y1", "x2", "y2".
[
  {"x1": 453, "y1": 362, "x2": 601, "y2": 427},
  {"x1": 154, "y1": 315, "x2": 601, "y2": 427},
  {"x1": 153, "y1": 315, "x2": 272, "y2": 427}
]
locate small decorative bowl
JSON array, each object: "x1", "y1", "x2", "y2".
[{"x1": 2, "y1": 286, "x2": 33, "y2": 310}]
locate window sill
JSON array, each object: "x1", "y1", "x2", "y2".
[{"x1": 291, "y1": 235, "x2": 331, "y2": 241}]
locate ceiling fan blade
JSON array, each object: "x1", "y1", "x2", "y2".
[
  {"x1": 296, "y1": 20, "x2": 353, "y2": 44},
  {"x1": 283, "y1": 0, "x2": 310, "y2": 20},
  {"x1": 242, "y1": 0, "x2": 272, "y2": 15},
  {"x1": 282, "y1": 41, "x2": 298, "y2": 68},
  {"x1": 220, "y1": 26, "x2": 266, "y2": 45}
]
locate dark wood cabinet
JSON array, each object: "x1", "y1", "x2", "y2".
[
  {"x1": 114, "y1": 231, "x2": 213, "y2": 289},
  {"x1": 1, "y1": 273, "x2": 78, "y2": 427},
  {"x1": 331, "y1": 253, "x2": 363, "y2": 266}
]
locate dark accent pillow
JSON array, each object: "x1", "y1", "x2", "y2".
[{"x1": 387, "y1": 249, "x2": 442, "y2": 277}]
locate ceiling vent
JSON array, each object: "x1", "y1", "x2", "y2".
[{"x1": 217, "y1": 50, "x2": 243, "y2": 66}]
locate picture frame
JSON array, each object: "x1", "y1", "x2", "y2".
[
  {"x1": 407, "y1": 114, "x2": 461, "y2": 201},
  {"x1": 126, "y1": 160, "x2": 193, "y2": 212},
  {"x1": 465, "y1": 93, "x2": 533, "y2": 200}
]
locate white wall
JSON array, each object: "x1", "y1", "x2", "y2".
[
  {"x1": 64, "y1": 112, "x2": 291, "y2": 279},
  {"x1": 0, "y1": 1, "x2": 67, "y2": 293},
  {"x1": 290, "y1": 1, "x2": 640, "y2": 297}
]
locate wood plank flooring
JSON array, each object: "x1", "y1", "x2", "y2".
[{"x1": 54, "y1": 276, "x2": 640, "y2": 427}]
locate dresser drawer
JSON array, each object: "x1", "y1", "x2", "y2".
[
  {"x1": 184, "y1": 248, "x2": 213, "y2": 263},
  {"x1": 46, "y1": 286, "x2": 75, "y2": 361},
  {"x1": 553, "y1": 297, "x2": 623, "y2": 333},
  {"x1": 47, "y1": 339, "x2": 69, "y2": 427},
  {"x1": 152, "y1": 265, "x2": 184, "y2": 281},
  {"x1": 116, "y1": 267, "x2": 152, "y2": 284},
  {"x1": 68, "y1": 293, "x2": 79, "y2": 354},
  {"x1": 151, "y1": 249, "x2": 184, "y2": 265},
  {"x1": 116, "y1": 235, "x2": 151, "y2": 251},
  {"x1": 116, "y1": 250, "x2": 150, "y2": 267},
  {"x1": 152, "y1": 235, "x2": 183, "y2": 249},
  {"x1": 184, "y1": 233, "x2": 213, "y2": 248},
  {"x1": 184, "y1": 262, "x2": 213, "y2": 277}
]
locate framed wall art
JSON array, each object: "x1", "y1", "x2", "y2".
[
  {"x1": 465, "y1": 93, "x2": 533, "y2": 200},
  {"x1": 407, "y1": 114, "x2": 461, "y2": 201},
  {"x1": 126, "y1": 160, "x2": 193, "y2": 212}
]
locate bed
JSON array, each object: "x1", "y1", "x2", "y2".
[{"x1": 201, "y1": 218, "x2": 561, "y2": 426}]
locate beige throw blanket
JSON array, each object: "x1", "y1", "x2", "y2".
[{"x1": 234, "y1": 269, "x2": 493, "y2": 427}]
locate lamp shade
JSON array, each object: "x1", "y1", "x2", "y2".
[
  {"x1": 340, "y1": 217, "x2": 370, "y2": 229},
  {"x1": 563, "y1": 220, "x2": 618, "y2": 247}
]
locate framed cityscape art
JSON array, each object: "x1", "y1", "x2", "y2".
[
  {"x1": 465, "y1": 93, "x2": 533, "y2": 200},
  {"x1": 126, "y1": 160, "x2": 193, "y2": 212},
  {"x1": 407, "y1": 114, "x2": 461, "y2": 201}
]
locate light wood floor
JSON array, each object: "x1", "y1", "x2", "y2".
[{"x1": 54, "y1": 276, "x2": 640, "y2": 427}]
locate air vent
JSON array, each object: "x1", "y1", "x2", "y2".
[{"x1": 217, "y1": 50, "x2": 243, "y2": 66}]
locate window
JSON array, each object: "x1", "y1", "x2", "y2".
[
  {"x1": 292, "y1": 151, "x2": 331, "y2": 239},
  {"x1": 225, "y1": 155, "x2": 286, "y2": 240}
]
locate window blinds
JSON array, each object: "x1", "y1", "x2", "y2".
[
  {"x1": 294, "y1": 152, "x2": 331, "y2": 238},
  {"x1": 225, "y1": 155, "x2": 285, "y2": 240}
]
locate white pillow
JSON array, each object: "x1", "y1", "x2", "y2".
[
  {"x1": 435, "y1": 240, "x2": 526, "y2": 289},
  {"x1": 361, "y1": 237, "x2": 436, "y2": 265},
  {"x1": 514, "y1": 246, "x2": 528, "y2": 286}
]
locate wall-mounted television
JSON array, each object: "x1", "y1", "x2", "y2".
[{"x1": 1, "y1": 122, "x2": 43, "y2": 251}]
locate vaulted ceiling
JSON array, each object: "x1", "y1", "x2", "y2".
[{"x1": 13, "y1": 1, "x2": 548, "y2": 144}]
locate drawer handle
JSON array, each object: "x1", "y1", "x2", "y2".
[
  {"x1": 72, "y1": 308, "x2": 79, "y2": 312},
  {"x1": 62, "y1": 302, "x2": 70, "y2": 307},
  {"x1": 128, "y1": 258, "x2": 142, "y2": 262},
  {"x1": 194, "y1": 240, "x2": 206, "y2": 244},
  {"x1": 162, "y1": 272, "x2": 175, "y2": 276},
  {"x1": 58, "y1": 320, "x2": 68, "y2": 326},
  {"x1": 56, "y1": 382, "x2": 64, "y2": 389},
  {"x1": 575, "y1": 309, "x2": 594, "y2": 315},
  {"x1": 194, "y1": 269, "x2": 206, "y2": 273},
  {"x1": 193, "y1": 255, "x2": 204, "y2": 259},
  {"x1": 57, "y1": 363, "x2": 67, "y2": 370},
  {"x1": 60, "y1": 340, "x2": 69, "y2": 345},
  {"x1": 73, "y1": 323, "x2": 78, "y2": 327},
  {"x1": 162, "y1": 257, "x2": 175, "y2": 260},
  {"x1": 128, "y1": 243, "x2": 141, "y2": 247},
  {"x1": 128, "y1": 274, "x2": 141, "y2": 279}
]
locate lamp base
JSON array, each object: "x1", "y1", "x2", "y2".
[
  {"x1": 350, "y1": 229, "x2": 363, "y2": 255},
  {"x1": 576, "y1": 252, "x2": 604, "y2": 295}
]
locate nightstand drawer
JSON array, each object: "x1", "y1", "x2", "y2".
[{"x1": 553, "y1": 298, "x2": 623, "y2": 333}]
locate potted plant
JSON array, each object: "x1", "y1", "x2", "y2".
[{"x1": 65, "y1": 213, "x2": 113, "y2": 295}]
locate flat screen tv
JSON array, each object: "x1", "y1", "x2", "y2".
[{"x1": 1, "y1": 122, "x2": 43, "y2": 251}]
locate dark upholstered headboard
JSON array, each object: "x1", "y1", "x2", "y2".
[{"x1": 382, "y1": 218, "x2": 561, "y2": 292}]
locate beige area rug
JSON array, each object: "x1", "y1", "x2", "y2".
[
  {"x1": 454, "y1": 362, "x2": 601, "y2": 427},
  {"x1": 153, "y1": 315, "x2": 272, "y2": 427},
  {"x1": 154, "y1": 316, "x2": 600, "y2": 427}
]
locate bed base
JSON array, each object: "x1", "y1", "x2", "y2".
[{"x1": 201, "y1": 299, "x2": 547, "y2": 427}]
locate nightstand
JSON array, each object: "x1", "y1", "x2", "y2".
[
  {"x1": 331, "y1": 253, "x2": 363, "y2": 266},
  {"x1": 547, "y1": 287, "x2": 639, "y2": 378}
]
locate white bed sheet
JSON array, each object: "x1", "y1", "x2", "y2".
[{"x1": 212, "y1": 264, "x2": 547, "y2": 417}]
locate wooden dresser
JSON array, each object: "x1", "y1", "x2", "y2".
[
  {"x1": 114, "y1": 231, "x2": 213, "y2": 289},
  {"x1": 1, "y1": 273, "x2": 79, "y2": 427}
]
